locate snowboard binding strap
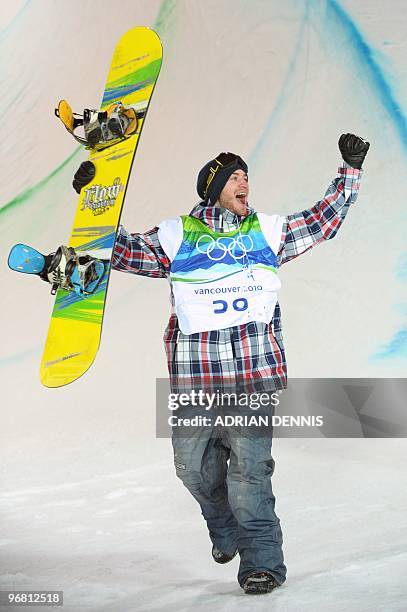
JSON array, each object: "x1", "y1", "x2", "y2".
[
  {"x1": 55, "y1": 100, "x2": 139, "y2": 151},
  {"x1": 8, "y1": 243, "x2": 106, "y2": 297},
  {"x1": 43, "y1": 245, "x2": 106, "y2": 296}
]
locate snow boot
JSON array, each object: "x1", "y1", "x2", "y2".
[
  {"x1": 242, "y1": 571, "x2": 280, "y2": 595},
  {"x1": 212, "y1": 545, "x2": 238, "y2": 564}
]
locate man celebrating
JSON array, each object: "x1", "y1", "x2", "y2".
[{"x1": 83, "y1": 134, "x2": 370, "y2": 594}]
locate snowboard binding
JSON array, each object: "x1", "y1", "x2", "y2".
[
  {"x1": 9, "y1": 244, "x2": 106, "y2": 296},
  {"x1": 55, "y1": 100, "x2": 139, "y2": 151}
]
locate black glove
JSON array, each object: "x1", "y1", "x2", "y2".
[
  {"x1": 338, "y1": 133, "x2": 370, "y2": 169},
  {"x1": 72, "y1": 161, "x2": 96, "y2": 194}
]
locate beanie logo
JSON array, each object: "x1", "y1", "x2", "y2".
[{"x1": 204, "y1": 162, "x2": 222, "y2": 197}]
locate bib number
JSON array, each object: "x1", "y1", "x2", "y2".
[{"x1": 213, "y1": 298, "x2": 248, "y2": 314}]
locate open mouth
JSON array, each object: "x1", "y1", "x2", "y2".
[{"x1": 235, "y1": 191, "x2": 247, "y2": 201}]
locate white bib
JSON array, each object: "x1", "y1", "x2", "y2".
[{"x1": 158, "y1": 212, "x2": 283, "y2": 335}]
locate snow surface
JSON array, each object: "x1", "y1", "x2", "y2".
[
  {"x1": 1, "y1": 438, "x2": 407, "y2": 611},
  {"x1": 1, "y1": 0, "x2": 406, "y2": 610}
]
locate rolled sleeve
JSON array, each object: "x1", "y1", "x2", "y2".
[
  {"x1": 112, "y1": 226, "x2": 171, "y2": 278},
  {"x1": 277, "y1": 163, "x2": 362, "y2": 266}
]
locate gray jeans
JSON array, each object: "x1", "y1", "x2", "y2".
[{"x1": 171, "y1": 402, "x2": 287, "y2": 586}]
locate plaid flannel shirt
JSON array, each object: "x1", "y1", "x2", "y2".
[{"x1": 112, "y1": 163, "x2": 362, "y2": 393}]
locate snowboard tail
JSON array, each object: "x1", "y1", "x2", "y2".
[
  {"x1": 39, "y1": 27, "x2": 162, "y2": 387},
  {"x1": 40, "y1": 318, "x2": 101, "y2": 387}
]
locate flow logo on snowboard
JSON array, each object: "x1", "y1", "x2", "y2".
[{"x1": 81, "y1": 177, "x2": 124, "y2": 216}]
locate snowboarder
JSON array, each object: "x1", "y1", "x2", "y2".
[{"x1": 11, "y1": 134, "x2": 369, "y2": 594}]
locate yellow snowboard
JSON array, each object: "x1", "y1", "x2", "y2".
[{"x1": 40, "y1": 27, "x2": 162, "y2": 387}]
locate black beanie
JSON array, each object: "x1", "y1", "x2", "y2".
[{"x1": 196, "y1": 153, "x2": 248, "y2": 205}]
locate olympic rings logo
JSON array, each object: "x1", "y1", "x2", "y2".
[{"x1": 196, "y1": 234, "x2": 254, "y2": 261}]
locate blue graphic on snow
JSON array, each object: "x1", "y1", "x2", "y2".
[{"x1": 71, "y1": 230, "x2": 116, "y2": 251}]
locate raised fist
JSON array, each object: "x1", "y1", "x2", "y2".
[
  {"x1": 338, "y1": 133, "x2": 370, "y2": 169},
  {"x1": 72, "y1": 161, "x2": 96, "y2": 194}
]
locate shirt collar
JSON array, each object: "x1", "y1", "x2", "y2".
[{"x1": 189, "y1": 201, "x2": 255, "y2": 231}]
